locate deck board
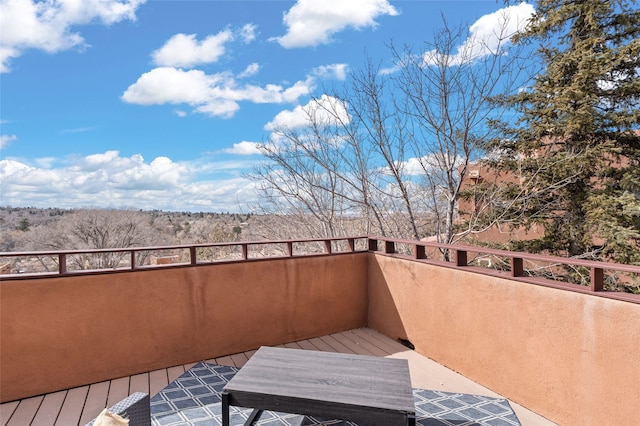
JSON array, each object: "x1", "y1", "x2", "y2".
[
  {"x1": 243, "y1": 349, "x2": 257, "y2": 359},
  {"x1": 295, "y1": 339, "x2": 320, "y2": 351},
  {"x1": 306, "y1": 337, "x2": 332, "y2": 351},
  {"x1": 106, "y1": 377, "x2": 130, "y2": 408},
  {"x1": 213, "y1": 355, "x2": 234, "y2": 367},
  {"x1": 344, "y1": 330, "x2": 389, "y2": 356},
  {"x1": 321, "y1": 333, "x2": 358, "y2": 354},
  {"x1": 229, "y1": 352, "x2": 249, "y2": 368},
  {"x1": 149, "y1": 369, "x2": 169, "y2": 397},
  {"x1": 167, "y1": 366, "x2": 186, "y2": 383},
  {"x1": 0, "y1": 401, "x2": 19, "y2": 426},
  {"x1": 31, "y1": 390, "x2": 67, "y2": 426},
  {"x1": 357, "y1": 328, "x2": 407, "y2": 353},
  {"x1": 5, "y1": 395, "x2": 42, "y2": 426},
  {"x1": 79, "y1": 382, "x2": 109, "y2": 425},
  {"x1": 54, "y1": 386, "x2": 87, "y2": 426},
  {"x1": 128, "y1": 373, "x2": 149, "y2": 396}
]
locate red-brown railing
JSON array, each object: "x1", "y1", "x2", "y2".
[
  {"x1": 369, "y1": 236, "x2": 640, "y2": 303},
  {"x1": 1, "y1": 235, "x2": 638, "y2": 303},
  {"x1": 0, "y1": 236, "x2": 369, "y2": 277}
]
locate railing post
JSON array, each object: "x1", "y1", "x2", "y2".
[
  {"x1": 347, "y1": 238, "x2": 355, "y2": 252},
  {"x1": 323, "y1": 240, "x2": 332, "y2": 254},
  {"x1": 456, "y1": 250, "x2": 468, "y2": 267},
  {"x1": 368, "y1": 238, "x2": 378, "y2": 252},
  {"x1": 130, "y1": 251, "x2": 136, "y2": 270},
  {"x1": 511, "y1": 257, "x2": 523, "y2": 277},
  {"x1": 190, "y1": 247, "x2": 197, "y2": 265},
  {"x1": 414, "y1": 244, "x2": 426, "y2": 259},
  {"x1": 59, "y1": 253, "x2": 67, "y2": 274},
  {"x1": 241, "y1": 244, "x2": 248, "y2": 260},
  {"x1": 385, "y1": 241, "x2": 395, "y2": 254},
  {"x1": 591, "y1": 267, "x2": 604, "y2": 292},
  {"x1": 287, "y1": 242, "x2": 293, "y2": 257}
]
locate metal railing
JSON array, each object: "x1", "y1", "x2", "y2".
[
  {"x1": 368, "y1": 236, "x2": 640, "y2": 303},
  {"x1": 0, "y1": 236, "x2": 369, "y2": 277},
  {"x1": 2, "y1": 235, "x2": 638, "y2": 303}
]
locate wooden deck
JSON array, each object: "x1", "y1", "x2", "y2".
[{"x1": 0, "y1": 328, "x2": 556, "y2": 426}]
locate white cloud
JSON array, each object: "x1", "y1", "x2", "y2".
[
  {"x1": 229, "y1": 78, "x2": 315, "y2": 104},
  {"x1": 1, "y1": 134, "x2": 17, "y2": 149},
  {"x1": 122, "y1": 67, "x2": 221, "y2": 105},
  {"x1": 0, "y1": 46, "x2": 20, "y2": 74},
  {"x1": 194, "y1": 100, "x2": 240, "y2": 119},
  {"x1": 398, "y1": 157, "x2": 425, "y2": 176},
  {"x1": 151, "y1": 24, "x2": 258, "y2": 68},
  {"x1": 424, "y1": 3, "x2": 535, "y2": 66},
  {"x1": 61, "y1": 126, "x2": 96, "y2": 134},
  {"x1": 312, "y1": 63, "x2": 349, "y2": 80},
  {"x1": 223, "y1": 141, "x2": 263, "y2": 155},
  {"x1": 0, "y1": 0, "x2": 145, "y2": 73},
  {"x1": 386, "y1": 154, "x2": 466, "y2": 176},
  {"x1": 35, "y1": 157, "x2": 57, "y2": 168},
  {"x1": 238, "y1": 62, "x2": 261, "y2": 78},
  {"x1": 265, "y1": 95, "x2": 350, "y2": 130},
  {"x1": 379, "y1": 64, "x2": 401, "y2": 75},
  {"x1": 64, "y1": 150, "x2": 188, "y2": 190},
  {"x1": 82, "y1": 150, "x2": 122, "y2": 169},
  {"x1": 239, "y1": 23, "x2": 257, "y2": 43},
  {"x1": 0, "y1": 151, "x2": 260, "y2": 211},
  {"x1": 273, "y1": 0, "x2": 398, "y2": 48},
  {"x1": 152, "y1": 31, "x2": 232, "y2": 68},
  {"x1": 122, "y1": 67, "x2": 315, "y2": 118},
  {"x1": 266, "y1": 106, "x2": 309, "y2": 131},
  {"x1": 125, "y1": 17, "x2": 328, "y2": 119}
]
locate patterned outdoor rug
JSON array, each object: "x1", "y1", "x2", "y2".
[{"x1": 150, "y1": 362, "x2": 520, "y2": 426}]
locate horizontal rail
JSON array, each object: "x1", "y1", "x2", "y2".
[
  {"x1": 0, "y1": 236, "x2": 369, "y2": 258},
  {"x1": 0, "y1": 236, "x2": 369, "y2": 278},
  {"x1": 2, "y1": 235, "x2": 638, "y2": 303},
  {"x1": 368, "y1": 236, "x2": 640, "y2": 303}
]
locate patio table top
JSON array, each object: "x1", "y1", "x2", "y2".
[{"x1": 222, "y1": 346, "x2": 415, "y2": 425}]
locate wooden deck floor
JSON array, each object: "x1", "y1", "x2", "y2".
[{"x1": 0, "y1": 328, "x2": 556, "y2": 426}]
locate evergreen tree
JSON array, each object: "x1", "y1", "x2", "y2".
[
  {"x1": 18, "y1": 218, "x2": 30, "y2": 232},
  {"x1": 487, "y1": 0, "x2": 640, "y2": 264}
]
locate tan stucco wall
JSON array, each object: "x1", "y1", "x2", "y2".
[
  {"x1": 1, "y1": 254, "x2": 368, "y2": 402},
  {"x1": 367, "y1": 254, "x2": 640, "y2": 426},
  {"x1": 4, "y1": 249, "x2": 638, "y2": 425}
]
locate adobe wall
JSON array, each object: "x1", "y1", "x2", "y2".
[
  {"x1": 0, "y1": 254, "x2": 368, "y2": 402},
  {"x1": 367, "y1": 254, "x2": 640, "y2": 426}
]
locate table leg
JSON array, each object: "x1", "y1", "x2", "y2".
[
  {"x1": 222, "y1": 392, "x2": 230, "y2": 426},
  {"x1": 243, "y1": 409, "x2": 263, "y2": 426},
  {"x1": 408, "y1": 413, "x2": 416, "y2": 426}
]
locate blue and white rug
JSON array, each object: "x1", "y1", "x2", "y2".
[{"x1": 150, "y1": 362, "x2": 520, "y2": 426}]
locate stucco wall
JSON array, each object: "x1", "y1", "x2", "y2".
[
  {"x1": 4, "y1": 249, "x2": 638, "y2": 425},
  {"x1": 1, "y1": 254, "x2": 368, "y2": 402},
  {"x1": 367, "y1": 254, "x2": 640, "y2": 426}
]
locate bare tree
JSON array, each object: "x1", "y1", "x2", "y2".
[
  {"x1": 253, "y1": 64, "x2": 431, "y2": 240},
  {"x1": 391, "y1": 13, "x2": 534, "y2": 245},
  {"x1": 253, "y1": 14, "x2": 535, "y2": 245},
  {"x1": 254, "y1": 98, "x2": 347, "y2": 238},
  {"x1": 19, "y1": 209, "x2": 164, "y2": 270}
]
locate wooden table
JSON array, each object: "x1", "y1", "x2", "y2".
[{"x1": 221, "y1": 346, "x2": 416, "y2": 426}]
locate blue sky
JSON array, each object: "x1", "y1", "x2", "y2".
[{"x1": 1, "y1": 0, "x2": 535, "y2": 212}]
